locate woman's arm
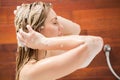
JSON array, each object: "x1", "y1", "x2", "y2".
[
  {"x1": 25, "y1": 35, "x2": 103, "y2": 80},
  {"x1": 17, "y1": 25, "x2": 102, "y2": 51},
  {"x1": 57, "y1": 16, "x2": 81, "y2": 35},
  {"x1": 18, "y1": 25, "x2": 103, "y2": 80},
  {"x1": 17, "y1": 25, "x2": 83, "y2": 50}
]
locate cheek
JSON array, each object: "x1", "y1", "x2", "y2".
[
  {"x1": 49, "y1": 26, "x2": 58, "y2": 34},
  {"x1": 44, "y1": 25, "x2": 59, "y2": 37}
]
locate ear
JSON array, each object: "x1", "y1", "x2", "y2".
[{"x1": 38, "y1": 26, "x2": 44, "y2": 32}]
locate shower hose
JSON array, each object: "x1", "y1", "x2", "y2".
[{"x1": 104, "y1": 44, "x2": 120, "y2": 80}]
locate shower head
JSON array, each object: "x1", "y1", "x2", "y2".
[{"x1": 104, "y1": 44, "x2": 111, "y2": 52}]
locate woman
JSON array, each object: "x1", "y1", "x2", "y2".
[{"x1": 14, "y1": 1, "x2": 103, "y2": 80}]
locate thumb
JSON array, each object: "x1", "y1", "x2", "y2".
[{"x1": 26, "y1": 25, "x2": 34, "y2": 32}]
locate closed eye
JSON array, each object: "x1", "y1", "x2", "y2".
[{"x1": 53, "y1": 22, "x2": 58, "y2": 24}]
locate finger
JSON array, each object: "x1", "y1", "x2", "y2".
[
  {"x1": 17, "y1": 6, "x2": 20, "y2": 10},
  {"x1": 26, "y1": 25, "x2": 34, "y2": 32},
  {"x1": 14, "y1": 10, "x2": 17, "y2": 15},
  {"x1": 19, "y1": 29, "x2": 28, "y2": 38},
  {"x1": 17, "y1": 33, "x2": 28, "y2": 46},
  {"x1": 17, "y1": 36, "x2": 26, "y2": 47},
  {"x1": 17, "y1": 32, "x2": 25, "y2": 43}
]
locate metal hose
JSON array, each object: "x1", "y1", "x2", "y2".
[{"x1": 104, "y1": 44, "x2": 120, "y2": 80}]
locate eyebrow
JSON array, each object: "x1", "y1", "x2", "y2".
[{"x1": 50, "y1": 17, "x2": 57, "y2": 22}]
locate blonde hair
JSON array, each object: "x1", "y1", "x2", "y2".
[{"x1": 14, "y1": 2, "x2": 52, "y2": 80}]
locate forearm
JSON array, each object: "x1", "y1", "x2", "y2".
[
  {"x1": 57, "y1": 16, "x2": 81, "y2": 35},
  {"x1": 37, "y1": 35, "x2": 103, "y2": 51},
  {"x1": 38, "y1": 35, "x2": 84, "y2": 50}
]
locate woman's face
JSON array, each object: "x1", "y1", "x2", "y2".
[{"x1": 40, "y1": 9, "x2": 64, "y2": 37}]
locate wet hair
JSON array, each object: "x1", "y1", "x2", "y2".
[{"x1": 14, "y1": 1, "x2": 52, "y2": 80}]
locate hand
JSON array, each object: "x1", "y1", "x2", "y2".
[
  {"x1": 14, "y1": 6, "x2": 20, "y2": 15},
  {"x1": 17, "y1": 25, "x2": 45, "y2": 49}
]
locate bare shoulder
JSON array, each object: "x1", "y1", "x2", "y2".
[
  {"x1": 19, "y1": 50, "x2": 65, "y2": 80},
  {"x1": 19, "y1": 56, "x2": 60, "y2": 80},
  {"x1": 19, "y1": 59, "x2": 37, "y2": 80}
]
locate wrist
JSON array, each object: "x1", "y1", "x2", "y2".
[{"x1": 38, "y1": 37, "x2": 49, "y2": 50}]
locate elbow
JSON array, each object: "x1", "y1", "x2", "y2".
[
  {"x1": 85, "y1": 36, "x2": 104, "y2": 55},
  {"x1": 78, "y1": 37, "x2": 104, "y2": 69},
  {"x1": 91, "y1": 36, "x2": 104, "y2": 55},
  {"x1": 80, "y1": 64, "x2": 89, "y2": 69},
  {"x1": 96, "y1": 36, "x2": 104, "y2": 51},
  {"x1": 74, "y1": 23, "x2": 81, "y2": 35},
  {"x1": 76, "y1": 24, "x2": 81, "y2": 35},
  {"x1": 78, "y1": 61, "x2": 91, "y2": 69}
]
